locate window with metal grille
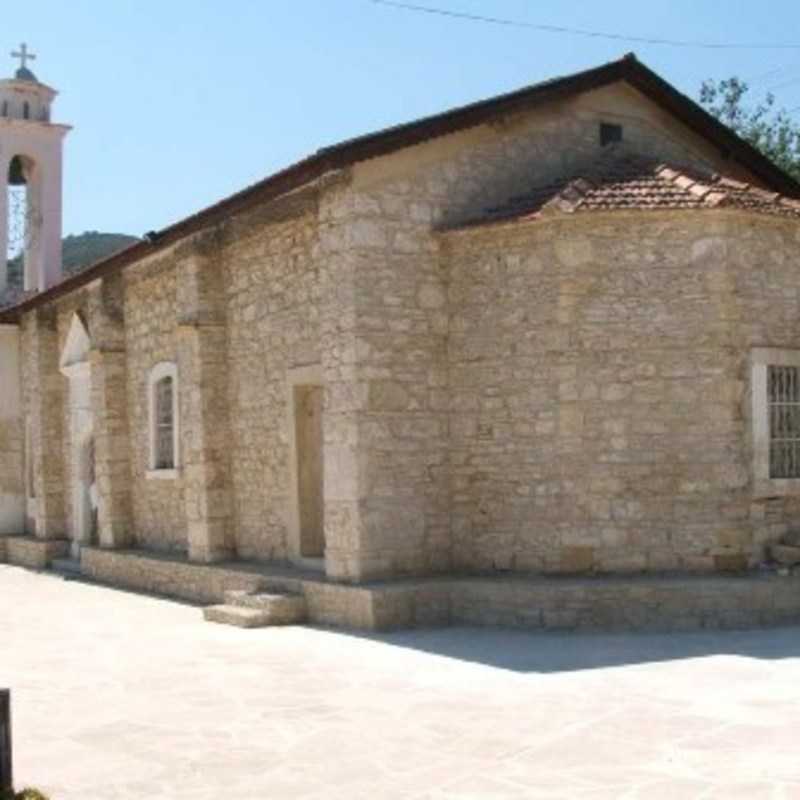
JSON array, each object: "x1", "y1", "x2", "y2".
[
  {"x1": 154, "y1": 376, "x2": 175, "y2": 469},
  {"x1": 768, "y1": 365, "x2": 800, "y2": 478}
]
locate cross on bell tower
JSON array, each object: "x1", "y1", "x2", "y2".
[
  {"x1": 0, "y1": 46, "x2": 71, "y2": 294},
  {"x1": 11, "y1": 43, "x2": 35, "y2": 72}
]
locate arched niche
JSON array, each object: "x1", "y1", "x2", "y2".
[
  {"x1": 59, "y1": 312, "x2": 96, "y2": 556},
  {"x1": 59, "y1": 311, "x2": 91, "y2": 375}
]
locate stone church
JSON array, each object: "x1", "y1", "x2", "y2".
[{"x1": 2, "y1": 48, "x2": 800, "y2": 630}]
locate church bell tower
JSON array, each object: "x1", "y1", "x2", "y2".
[{"x1": 0, "y1": 44, "x2": 70, "y2": 294}]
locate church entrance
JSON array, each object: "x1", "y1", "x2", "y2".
[
  {"x1": 286, "y1": 366, "x2": 326, "y2": 569},
  {"x1": 294, "y1": 384, "x2": 324, "y2": 558},
  {"x1": 59, "y1": 314, "x2": 96, "y2": 559},
  {"x1": 70, "y1": 429, "x2": 96, "y2": 557}
]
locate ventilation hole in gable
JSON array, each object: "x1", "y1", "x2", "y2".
[{"x1": 600, "y1": 122, "x2": 623, "y2": 147}]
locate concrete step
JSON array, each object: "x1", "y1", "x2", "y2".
[
  {"x1": 257, "y1": 577, "x2": 304, "y2": 595},
  {"x1": 203, "y1": 605, "x2": 274, "y2": 628},
  {"x1": 224, "y1": 590, "x2": 307, "y2": 624},
  {"x1": 50, "y1": 558, "x2": 82, "y2": 579}
]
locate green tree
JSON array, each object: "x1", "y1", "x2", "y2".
[{"x1": 699, "y1": 77, "x2": 800, "y2": 182}]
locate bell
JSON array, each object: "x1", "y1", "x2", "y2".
[{"x1": 7, "y1": 156, "x2": 26, "y2": 186}]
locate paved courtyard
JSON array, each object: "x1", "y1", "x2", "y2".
[{"x1": 1, "y1": 565, "x2": 799, "y2": 799}]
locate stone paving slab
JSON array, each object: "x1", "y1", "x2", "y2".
[{"x1": 2, "y1": 565, "x2": 800, "y2": 799}]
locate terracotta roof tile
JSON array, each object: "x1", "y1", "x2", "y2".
[{"x1": 452, "y1": 151, "x2": 800, "y2": 230}]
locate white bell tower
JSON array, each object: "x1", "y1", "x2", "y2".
[{"x1": 0, "y1": 44, "x2": 70, "y2": 294}]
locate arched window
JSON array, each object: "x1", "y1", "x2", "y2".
[
  {"x1": 22, "y1": 101, "x2": 29, "y2": 119},
  {"x1": 147, "y1": 362, "x2": 180, "y2": 474}
]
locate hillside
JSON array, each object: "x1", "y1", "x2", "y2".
[
  {"x1": 7, "y1": 231, "x2": 140, "y2": 289},
  {"x1": 61, "y1": 231, "x2": 140, "y2": 275}
]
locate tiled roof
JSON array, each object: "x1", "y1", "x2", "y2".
[{"x1": 454, "y1": 153, "x2": 800, "y2": 230}]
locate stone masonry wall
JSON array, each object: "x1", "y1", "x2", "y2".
[
  {"x1": 15, "y1": 195, "x2": 325, "y2": 564},
  {"x1": 222, "y1": 191, "x2": 321, "y2": 562},
  {"x1": 7, "y1": 79, "x2": 784, "y2": 579},
  {"x1": 318, "y1": 180, "x2": 450, "y2": 579},
  {"x1": 54, "y1": 295, "x2": 87, "y2": 541},
  {"x1": 352, "y1": 82, "x2": 763, "y2": 233},
  {"x1": 0, "y1": 325, "x2": 23, "y2": 534},
  {"x1": 316, "y1": 80, "x2": 763, "y2": 581},
  {"x1": 21, "y1": 308, "x2": 66, "y2": 539},
  {"x1": 442, "y1": 210, "x2": 800, "y2": 574},
  {"x1": 123, "y1": 260, "x2": 187, "y2": 552},
  {"x1": 19, "y1": 315, "x2": 36, "y2": 533}
]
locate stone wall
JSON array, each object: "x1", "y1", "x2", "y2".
[
  {"x1": 123, "y1": 259, "x2": 187, "y2": 551},
  {"x1": 442, "y1": 209, "x2": 800, "y2": 574},
  {"x1": 2, "y1": 535, "x2": 68, "y2": 569},
  {"x1": 7, "y1": 77, "x2": 790, "y2": 581},
  {"x1": 222, "y1": 191, "x2": 322, "y2": 562},
  {"x1": 351, "y1": 82, "x2": 762, "y2": 233},
  {"x1": 0, "y1": 326, "x2": 23, "y2": 534},
  {"x1": 315, "y1": 80, "x2": 761, "y2": 581},
  {"x1": 318, "y1": 178, "x2": 451, "y2": 580},
  {"x1": 447, "y1": 573, "x2": 800, "y2": 631},
  {"x1": 71, "y1": 546, "x2": 800, "y2": 633},
  {"x1": 55, "y1": 295, "x2": 87, "y2": 542},
  {"x1": 14, "y1": 193, "x2": 326, "y2": 565},
  {"x1": 22, "y1": 308, "x2": 67, "y2": 539},
  {"x1": 19, "y1": 316, "x2": 35, "y2": 533}
]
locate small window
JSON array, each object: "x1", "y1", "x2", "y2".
[
  {"x1": 600, "y1": 122, "x2": 623, "y2": 147},
  {"x1": 1, "y1": 101, "x2": 7, "y2": 117},
  {"x1": 148, "y1": 362, "x2": 179, "y2": 474},
  {"x1": 154, "y1": 377, "x2": 175, "y2": 469},
  {"x1": 768, "y1": 366, "x2": 800, "y2": 478},
  {"x1": 22, "y1": 101, "x2": 29, "y2": 120}
]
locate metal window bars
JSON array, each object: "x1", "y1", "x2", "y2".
[
  {"x1": 154, "y1": 377, "x2": 174, "y2": 470},
  {"x1": 768, "y1": 365, "x2": 800, "y2": 478}
]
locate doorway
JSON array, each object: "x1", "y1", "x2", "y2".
[
  {"x1": 286, "y1": 366, "x2": 325, "y2": 568},
  {"x1": 70, "y1": 431, "x2": 96, "y2": 558},
  {"x1": 294, "y1": 384, "x2": 324, "y2": 557}
]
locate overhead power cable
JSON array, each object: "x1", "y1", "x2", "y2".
[
  {"x1": 369, "y1": 0, "x2": 800, "y2": 50},
  {"x1": 748, "y1": 66, "x2": 800, "y2": 86},
  {"x1": 767, "y1": 76, "x2": 800, "y2": 91}
]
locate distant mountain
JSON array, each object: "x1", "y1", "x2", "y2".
[
  {"x1": 7, "y1": 231, "x2": 140, "y2": 290},
  {"x1": 61, "y1": 231, "x2": 140, "y2": 275}
]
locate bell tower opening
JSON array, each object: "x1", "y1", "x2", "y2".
[{"x1": 6, "y1": 155, "x2": 34, "y2": 293}]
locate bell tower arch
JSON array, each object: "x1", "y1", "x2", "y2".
[{"x1": 0, "y1": 44, "x2": 70, "y2": 295}]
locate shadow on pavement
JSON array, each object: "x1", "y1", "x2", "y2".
[{"x1": 335, "y1": 624, "x2": 800, "y2": 673}]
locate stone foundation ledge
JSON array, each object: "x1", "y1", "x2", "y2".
[
  {"x1": 79, "y1": 547, "x2": 383, "y2": 629},
  {"x1": 1, "y1": 535, "x2": 69, "y2": 570},
  {"x1": 73, "y1": 547, "x2": 800, "y2": 633},
  {"x1": 442, "y1": 573, "x2": 800, "y2": 633}
]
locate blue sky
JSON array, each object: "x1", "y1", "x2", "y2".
[{"x1": 5, "y1": 0, "x2": 800, "y2": 238}]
